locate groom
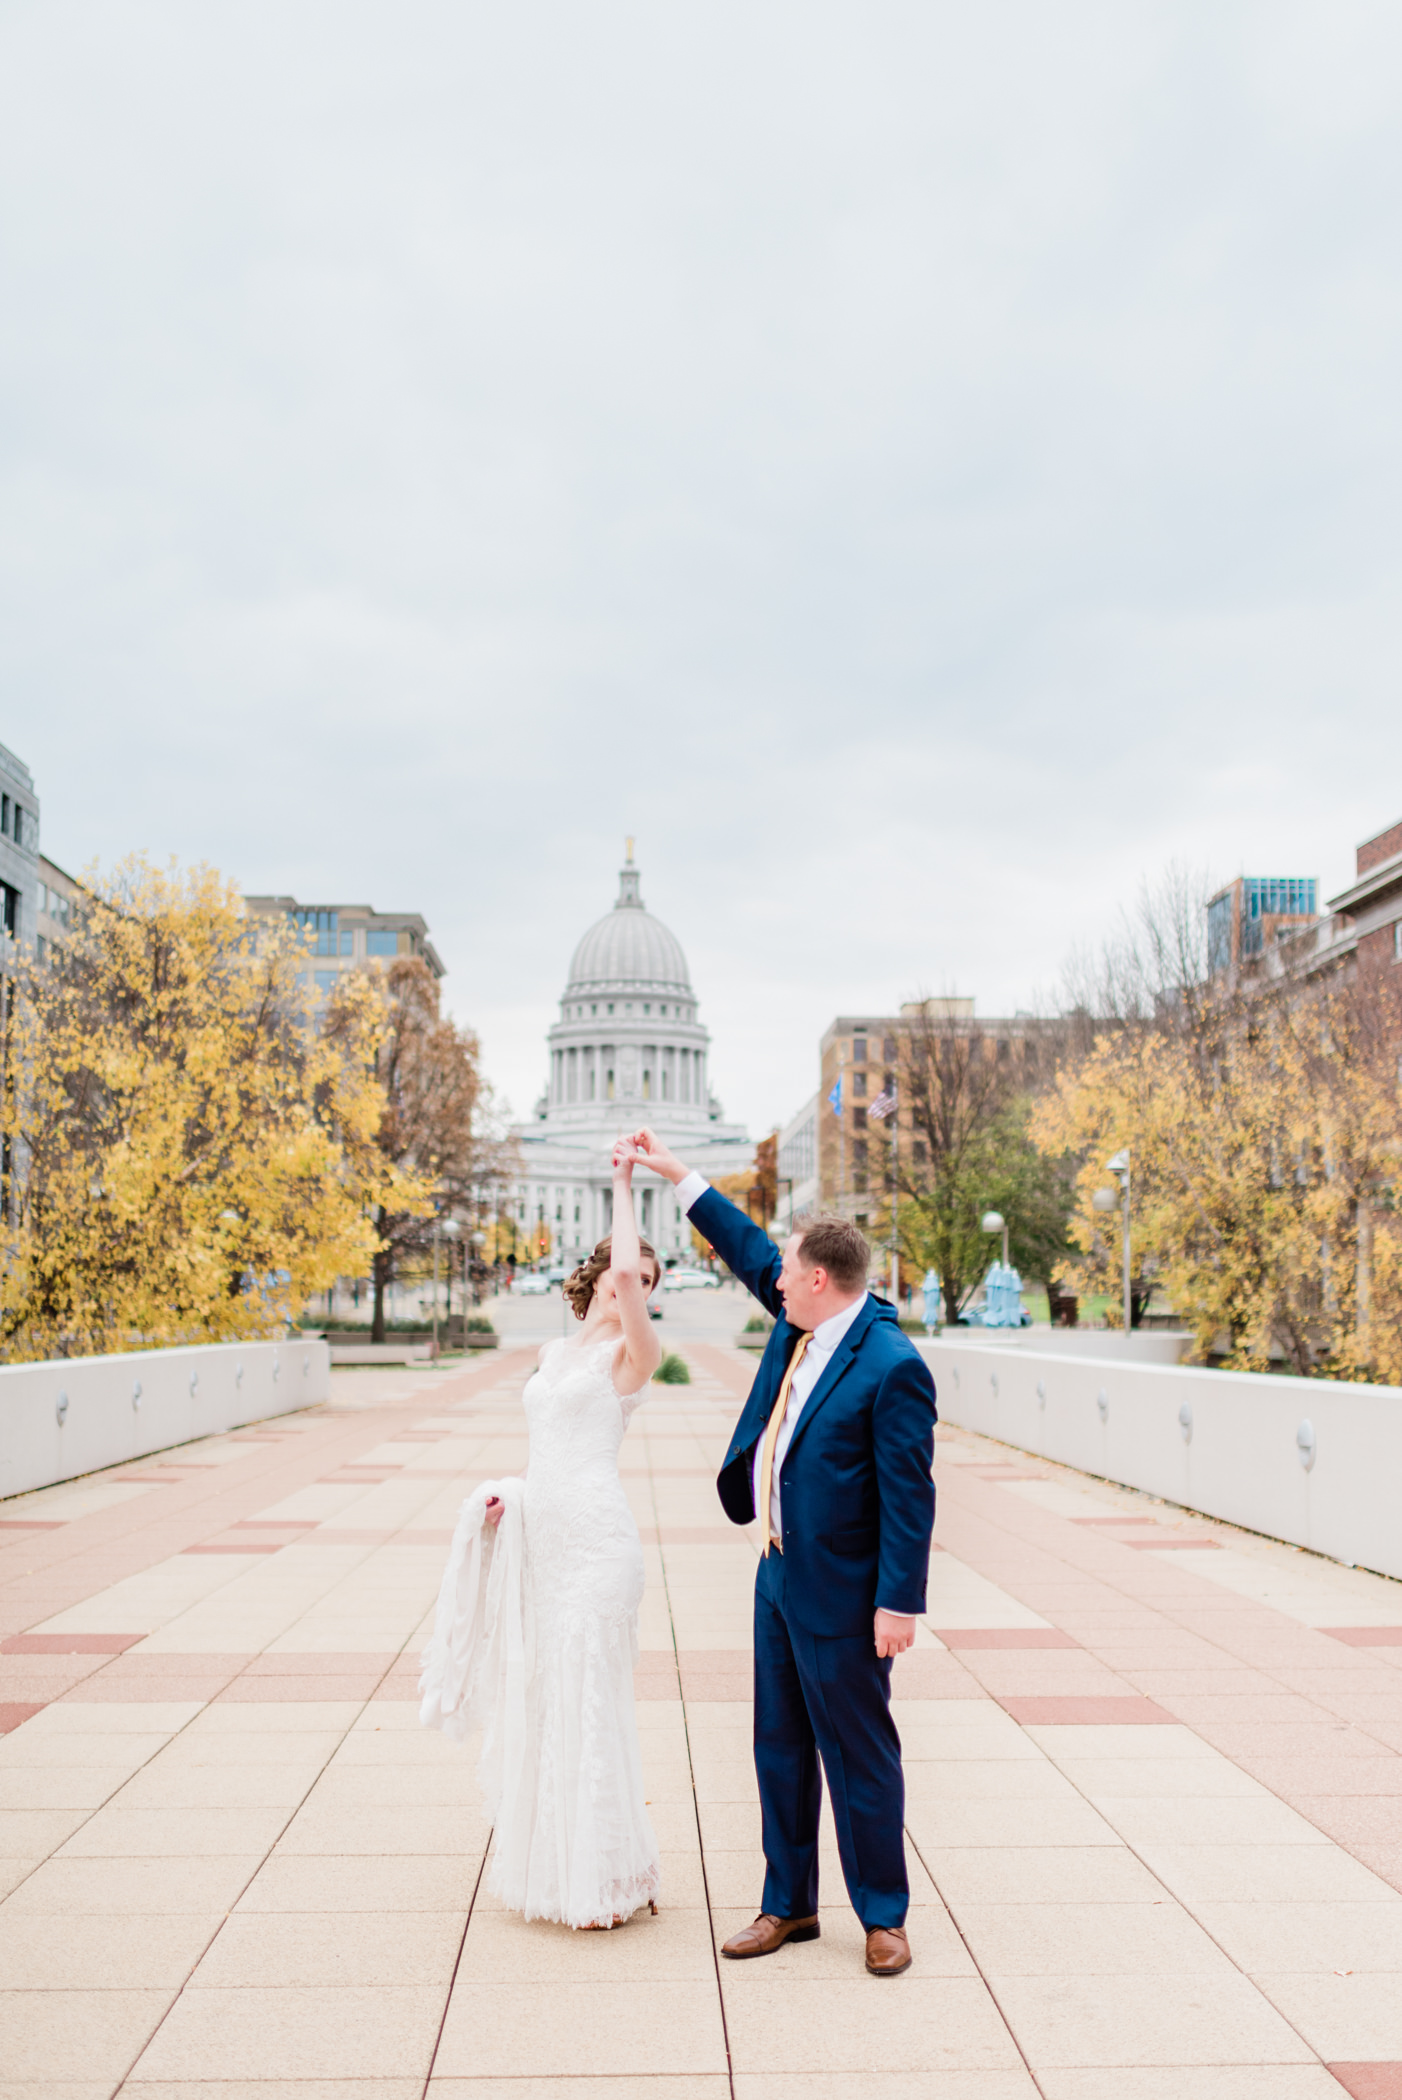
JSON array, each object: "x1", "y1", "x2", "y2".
[{"x1": 627, "y1": 1129, "x2": 936, "y2": 1977}]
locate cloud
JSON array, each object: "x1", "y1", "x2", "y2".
[{"x1": 4, "y1": 0, "x2": 1402, "y2": 1135}]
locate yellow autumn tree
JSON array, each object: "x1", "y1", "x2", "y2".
[
  {"x1": 1033, "y1": 977, "x2": 1402, "y2": 1380},
  {"x1": 0, "y1": 857, "x2": 425, "y2": 1360}
]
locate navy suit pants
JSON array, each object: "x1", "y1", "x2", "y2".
[{"x1": 752, "y1": 1548, "x2": 909, "y2": 1930}]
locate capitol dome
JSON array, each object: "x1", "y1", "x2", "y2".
[{"x1": 564, "y1": 860, "x2": 693, "y2": 1000}]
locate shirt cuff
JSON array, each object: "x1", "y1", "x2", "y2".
[
  {"x1": 674, "y1": 1171, "x2": 710, "y2": 1215},
  {"x1": 875, "y1": 1608, "x2": 917, "y2": 1622}
]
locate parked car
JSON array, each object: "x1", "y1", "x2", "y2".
[
  {"x1": 665, "y1": 1269, "x2": 720, "y2": 1291},
  {"x1": 513, "y1": 1273, "x2": 550, "y2": 1295},
  {"x1": 546, "y1": 1265, "x2": 567, "y2": 1285}
]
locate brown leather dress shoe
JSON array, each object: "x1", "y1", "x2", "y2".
[
  {"x1": 865, "y1": 1925, "x2": 912, "y2": 1975},
  {"x1": 720, "y1": 1912, "x2": 821, "y2": 1959}
]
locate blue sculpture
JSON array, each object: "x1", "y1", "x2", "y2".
[
  {"x1": 921, "y1": 1268, "x2": 941, "y2": 1327},
  {"x1": 974, "y1": 1260, "x2": 1028, "y2": 1328}
]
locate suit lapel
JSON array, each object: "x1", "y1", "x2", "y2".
[{"x1": 779, "y1": 1295, "x2": 878, "y2": 1470}]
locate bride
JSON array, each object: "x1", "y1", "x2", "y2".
[{"x1": 419, "y1": 1143, "x2": 663, "y2": 1929}]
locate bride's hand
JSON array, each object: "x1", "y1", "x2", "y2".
[
  {"x1": 611, "y1": 1142, "x2": 635, "y2": 1182},
  {"x1": 485, "y1": 1495, "x2": 505, "y2": 1529}
]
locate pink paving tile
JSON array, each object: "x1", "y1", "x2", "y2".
[
  {"x1": 0, "y1": 1701, "x2": 44, "y2": 1731},
  {"x1": 231, "y1": 1519, "x2": 320, "y2": 1530},
  {"x1": 997, "y1": 1694, "x2": 1176, "y2": 1725},
  {"x1": 936, "y1": 1629, "x2": 1080, "y2": 1650},
  {"x1": 1, "y1": 1633, "x2": 143, "y2": 1656},
  {"x1": 215, "y1": 1677, "x2": 383, "y2": 1701},
  {"x1": 1326, "y1": 1629, "x2": 1402, "y2": 1647},
  {"x1": 181, "y1": 1542, "x2": 283, "y2": 1555},
  {"x1": 1328, "y1": 2069, "x2": 1402, "y2": 2099},
  {"x1": 243, "y1": 1653, "x2": 399, "y2": 1675}
]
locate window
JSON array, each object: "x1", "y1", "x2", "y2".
[
  {"x1": 293, "y1": 908, "x2": 340, "y2": 956},
  {"x1": 607, "y1": 1069, "x2": 615, "y2": 1100},
  {"x1": 643, "y1": 1003, "x2": 651, "y2": 1014},
  {"x1": 643, "y1": 1070, "x2": 651, "y2": 1101},
  {"x1": 11, "y1": 806, "x2": 22, "y2": 848},
  {"x1": 853, "y1": 1071, "x2": 867, "y2": 1097},
  {"x1": 883, "y1": 1037, "x2": 897, "y2": 1061},
  {"x1": 366, "y1": 929, "x2": 398, "y2": 957},
  {"x1": 661, "y1": 1069, "x2": 670, "y2": 1100},
  {"x1": 0, "y1": 795, "x2": 8, "y2": 836},
  {"x1": 36, "y1": 882, "x2": 47, "y2": 913},
  {"x1": 607, "y1": 1003, "x2": 614, "y2": 1015},
  {"x1": 574, "y1": 1205, "x2": 581, "y2": 1223},
  {"x1": 588, "y1": 1068, "x2": 596, "y2": 1100},
  {"x1": 340, "y1": 930, "x2": 353, "y2": 955},
  {"x1": 0, "y1": 883, "x2": 17, "y2": 935},
  {"x1": 853, "y1": 1108, "x2": 867, "y2": 1131},
  {"x1": 659, "y1": 1004, "x2": 667, "y2": 1015},
  {"x1": 591, "y1": 1003, "x2": 598, "y2": 1015},
  {"x1": 853, "y1": 1036, "x2": 867, "y2": 1063},
  {"x1": 1395, "y1": 921, "x2": 1402, "y2": 963},
  {"x1": 313, "y1": 970, "x2": 338, "y2": 996}
]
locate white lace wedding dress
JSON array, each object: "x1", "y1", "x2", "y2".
[{"x1": 419, "y1": 1334, "x2": 661, "y2": 1928}]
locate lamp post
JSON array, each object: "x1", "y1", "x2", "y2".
[
  {"x1": 1093, "y1": 1149, "x2": 1131, "y2": 1334},
  {"x1": 981, "y1": 1210, "x2": 1009, "y2": 1268}
]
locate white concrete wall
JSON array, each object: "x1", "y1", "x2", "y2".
[
  {"x1": 0, "y1": 1339, "x2": 331, "y2": 1501},
  {"x1": 918, "y1": 1335, "x2": 1402, "y2": 1583}
]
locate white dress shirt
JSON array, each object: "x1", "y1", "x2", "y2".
[{"x1": 673, "y1": 1172, "x2": 914, "y2": 1620}]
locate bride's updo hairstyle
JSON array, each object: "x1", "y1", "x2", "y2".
[{"x1": 563, "y1": 1235, "x2": 660, "y2": 1321}]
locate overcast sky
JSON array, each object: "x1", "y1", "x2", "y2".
[{"x1": 4, "y1": 2, "x2": 1401, "y2": 1138}]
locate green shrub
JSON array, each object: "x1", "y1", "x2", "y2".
[
  {"x1": 898, "y1": 1318, "x2": 930, "y2": 1334},
  {"x1": 653, "y1": 1352, "x2": 691, "y2": 1384},
  {"x1": 743, "y1": 1313, "x2": 773, "y2": 1334},
  {"x1": 465, "y1": 1316, "x2": 495, "y2": 1334}
]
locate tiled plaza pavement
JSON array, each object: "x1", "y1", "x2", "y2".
[{"x1": 3, "y1": 1338, "x2": 1402, "y2": 2098}]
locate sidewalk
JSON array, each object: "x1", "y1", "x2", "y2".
[{"x1": 1, "y1": 1338, "x2": 1401, "y2": 2097}]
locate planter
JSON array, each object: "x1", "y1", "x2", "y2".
[
  {"x1": 463, "y1": 1333, "x2": 500, "y2": 1350},
  {"x1": 737, "y1": 1333, "x2": 769, "y2": 1350}
]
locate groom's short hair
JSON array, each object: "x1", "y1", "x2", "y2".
[{"x1": 791, "y1": 1214, "x2": 871, "y2": 1292}]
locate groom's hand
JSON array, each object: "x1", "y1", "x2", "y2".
[
  {"x1": 628, "y1": 1128, "x2": 688, "y2": 1185},
  {"x1": 874, "y1": 1610, "x2": 916, "y2": 1659}
]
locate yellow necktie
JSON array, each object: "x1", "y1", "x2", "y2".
[{"x1": 757, "y1": 1332, "x2": 811, "y2": 1556}]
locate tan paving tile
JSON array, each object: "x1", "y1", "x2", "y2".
[
  {"x1": 729, "y1": 2079, "x2": 1040, "y2": 2100},
  {"x1": 456, "y1": 1902, "x2": 713, "y2": 1981},
  {"x1": 235, "y1": 1852, "x2": 476, "y2": 1912},
  {"x1": 3, "y1": 1855, "x2": 263, "y2": 1915},
  {"x1": 1035, "y1": 2072, "x2": 1350, "y2": 2098},
  {"x1": 186, "y1": 1702, "x2": 363, "y2": 1732},
  {"x1": 126, "y1": 2085, "x2": 423, "y2": 2100},
  {"x1": 56, "y1": 1807, "x2": 290, "y2": 1858},
  {"x1": 434, "y1": 1979, "x2": 729, "y2": 2077},
  {"x1": 1195, "y1": 1898, "x2": 1402, "y2": 1973},
  {"x1": 993, "y1": 1968, "x2": 1320, "y2": 2067},
  {"x1": 0, "y1": 1912, "x2": 221, "y2": 1988},
  {"x1": 0, "y1": 1857, "x2": 41, "y2": 1900},
  {"x1": 431, "y1": 2082, "x2": 730, "y2": 2099},
  {"x1": 1094, "y1": 1796, "x2": 1333, "y2": 1847},
  {"x1": 0, "y1": 1766, "x2": 141, "y2": 1810},
  {"x1": 977, "y1": 1886, "x2": 1259, "y2": 1974},
  {"x1": 720, "y1": 1974, "x2": 1024, "y2": 2073},
  {"x1": 301, "y1": 1762, "x2": 480, "y2": 1808},
  {"x1": 0, "y1": 1988, "x2": 172, "y2": 2079},
  {"x1": 1252, "y1": 1969, "x2": 1402, "y2": 2059},
  {"x1": 0, "y1": 1808, "x2": 91, "y2": 1857},
  {"x1": 0, "y1": 1731, "x2": 174, "y2": 1769},
  {"x1": 926, "y1": 1844, "x2": 1168, "y2": 1906},
  {"x1": 1135, "y1": 1841, "x2": 1398, "y2": 1906},
  {"x1": 131, "y1": 1983, "x2": 445, "y2": 2079},
  {"x1": 114, "y1": 1762, "x2": 326, "y2": 1810},
  {"x1": 149, "y1": 1730, "x2": 346, "y2": 1769},
  {"x1": 904, "y1": 1797, "x2": 1120, "y2": 1848},
  {"x1": 192, "y1": 1910, "x2": 464, "y2": 1987},
  {"x1": 274, "y1": 1804, "x2": 482, "y2": 1856}
]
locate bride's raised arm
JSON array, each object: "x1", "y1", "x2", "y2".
[{"x1": 610, "y1": 1144, "x2": 663, "y2": 1394}]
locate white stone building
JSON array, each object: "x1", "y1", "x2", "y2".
[{"x1": 508, "y1": 852, "x2": 752, "y2": 1264}]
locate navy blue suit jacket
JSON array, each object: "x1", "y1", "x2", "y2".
[{"x1": 692, "y1": 1186, "x2": 937, "y2": 1639}]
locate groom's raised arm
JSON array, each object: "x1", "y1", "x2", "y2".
[{"x1": 628, "y1": 1129, "x2": 784, "y2": 1320}]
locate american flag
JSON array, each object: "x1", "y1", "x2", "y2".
[{"x1": 868, "y1": 1084, "x2": 897, "y2": 1122}]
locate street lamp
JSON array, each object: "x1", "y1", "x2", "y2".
[
  {"x1": 1093, "y1": 1149, "x2": 1131, "y2": 1334},
  {"x1": 981, "y1": 1210, "x2": 1009, "y2": 1267},
  {"x1": 433, "y1": 1217, "x2": 461, "y2": 1358}
]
